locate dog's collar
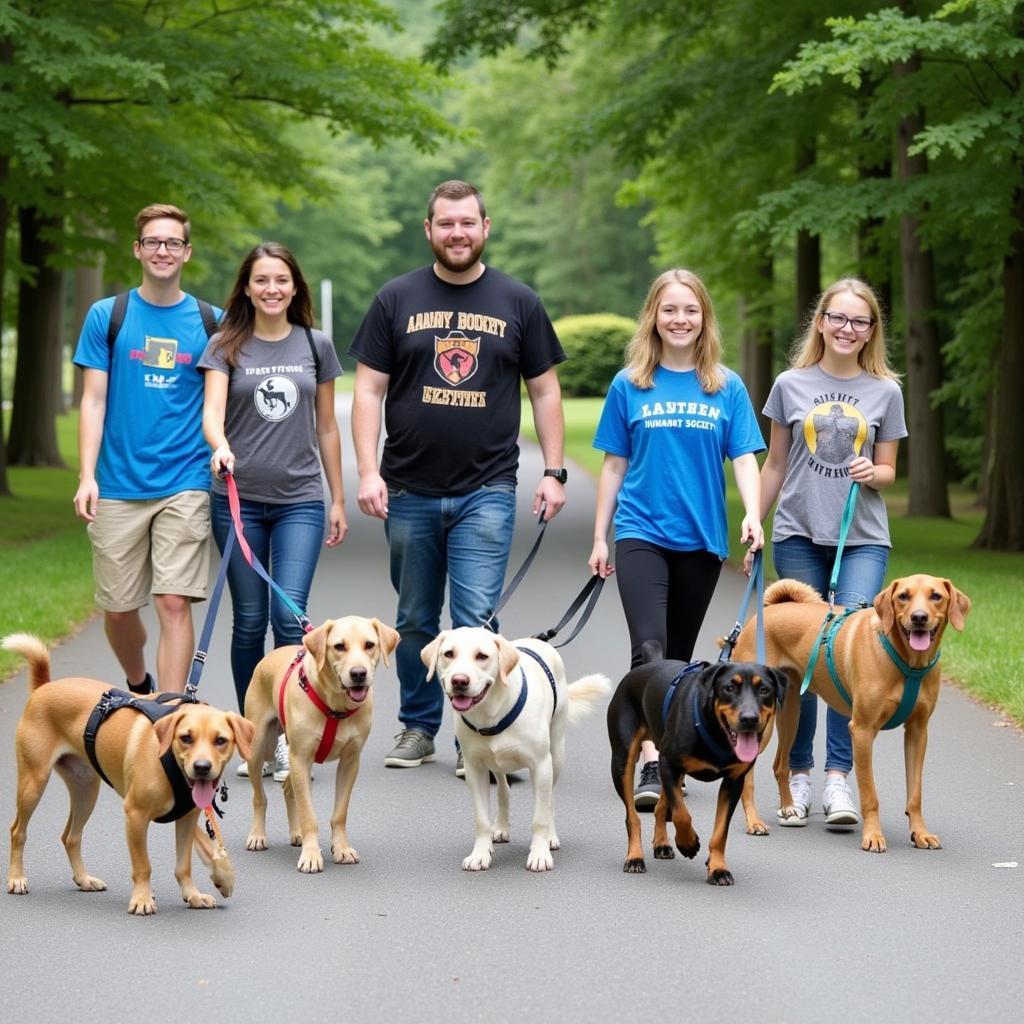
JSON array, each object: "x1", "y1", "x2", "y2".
[
  {"x1": 460, "y1": 646, "x2": 559, "y2": 737},
  {"x1": 278, "y1": 651, "x2": 359, "y2": 764}
]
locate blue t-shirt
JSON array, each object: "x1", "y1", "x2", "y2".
[
  {"x1": 593, "y1": 365, "x2": 766, "y2": 559},
  {"x1": 74, "y1": 290, "x2": 219, "y2": 500}
]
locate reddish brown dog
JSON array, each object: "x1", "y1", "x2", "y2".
[
  {"x1": 733, "y1": 574, "x2": 970, "y2": 852},
  {"x1": 3, "y1": 633, "x2": 254, "y2": 915}
]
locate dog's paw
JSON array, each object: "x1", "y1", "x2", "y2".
[
  {"x1": 462, "y1": 845, "x2": 493, "y2": 871},
  {"x1": 911, "y1": 830, "x2": 942, "y2": 850},
  {"x1": 623, "y1": 857, "x2": 646, "y2": 874},
  {"x1": 526, "y1": 844, "x2": 554, "y2": 872},
  {"x1": 7, "y1": 876, "x2": 28, "y2": 895},
  {"x1": 128, "y1": 892, "x2": 157, "y2": 916},
  {"x1": 297, "y1": 847, "x2": 324, "y2": 873},
  {"x1": 548, "y1": 833, "x2": 560, "y2": 851},
  {"x1": 653, "y1": 844, "x2": 675, "y2": 859},
  {"x1": 491, "y1": 826, "x2": 510, "y2": 844},
  {"x1": 246, "y1": 834, "x2": 267, "y2": 852},
  {"x1": 706, "y1": 868, "x2": 735, "y2": 886},
  {"x1": 332, "y1": 844, "x2": 360, "y2": 865},
  {"x1": 210, "y1": 854, "x2": 235, "y2": 897},
  {"x1": 73, "y1": 873, "x2": 107, "y2": 892},
  {"x1": 185, "y1": 891, "x2": 217, "y2": 909},
  {"x1": 862, "y1": 831, "x2": 888, "y2": 853},
  {"x1": 746, "y1": 820, "x2": 770, "y2": 836},
  {"x1": 677, "y1": 838, "x2": 700, "y2": 860},
  {"x1": 290, "y1": 831, "x2": 303, "y2": 848}
]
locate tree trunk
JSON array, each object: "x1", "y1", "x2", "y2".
[
  {"x1": 895, "y1": 58, "x2": 949, "y2": 517},
  {"x1": 795, "y1": 142, "x2": 820, "y2": 334},
  {"x1": 0, "y1": 39, "x2": 12, "y2": 495},
  {"x1": 7, "y1": 205, "x2": 65, "y2": 467},
  {"x1": 973, "y1": 180, "x2": 1024, "y2": 550},
  {"x1": 73, "y1": 262, "x2": 104, "y2": 407},
  {"x1": 740, "y1": 252, "x2": 774, "y2": 443}
]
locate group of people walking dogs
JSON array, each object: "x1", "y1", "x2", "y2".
[{"x1": 4, "y1": 181, "x2": 970, "y2": 914}]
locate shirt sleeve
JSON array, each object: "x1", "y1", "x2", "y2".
[
  {"x1": 519, "y1": 296, "x2": 567, "y2": 380},
  {"x1": 313, "y1": 329, "x2": 343, "y2": 383},
  {"x1": 876, "y1": 380, "x2": 908, "y2": 442},
  {"x1": 72, "y1": 299, "x2": 115, "y2": 372},
  {"x1": 592, "y1": 374, "x2": 631, "y2": 457},
  {"x1": 726, "y1": 372, "x2": 767, "y2": 459},
  {"x1": 197, "y1": 334, "x2": 230, "y2": 374},
  {"x1": 347, "y1": 294, "x2": 394, "y2": 373}
]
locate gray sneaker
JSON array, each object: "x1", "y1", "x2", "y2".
[
  {"x1": 384, "y1": 728, "x2": 436, "y2": 768},
  {"x1": 634, "y1": 760, "x2": 661, "y2": 811},
  {"x1": 272, "y1": 734, "x2": 291, "y2": 783}
]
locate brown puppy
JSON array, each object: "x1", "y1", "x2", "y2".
[
  {"x1": 3, "y1": 633, "x2": 254, "y2": 915},
  {"x1": 733, "y1": 574, "x2": 970, "y2": 852},
  {"x1": 243, "y1": 616, "x2": 399, "y2": 873}
]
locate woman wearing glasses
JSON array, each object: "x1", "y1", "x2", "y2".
[{"x1": 751, "y1": 278, "x2": 906, "y2": 828}]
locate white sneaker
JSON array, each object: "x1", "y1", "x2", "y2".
[
  {"x1": 823, "y1": 776, "x2": 860, "y2": 826},
  {"x1": 272, "y1": 735, "x2": 290, "y2": 783},
  {"x1": 777, "y1": 772, "x2": 812, "y2": 827},
  {"x1": 236, "y1": 760, "x2": 271, "y2": 778}
]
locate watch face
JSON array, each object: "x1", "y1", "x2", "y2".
[{"x1": 545, "y1": 468, "x2": 567, "y2": 484}]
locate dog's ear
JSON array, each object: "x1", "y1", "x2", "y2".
[
  {"x1": 372, "y1": 618, "x2": 401, "y2": 668},
  {"x1": 943, "y1": 580, "x2": 972, "y2": 632},
  {"x1": 872, "y1": 581, "x2": 898, "y2": 635},
  {"x1": 766, "y1": 666, "x2": 789, "y2": 706},
  {"x1": 420, "y1": 632, "x2": 446, "y2": 682},
  {"x1": 303, "y1": 621, "x2": 331, "y2": 671},
  {"x1": 493, "y1": 635, "x2": 521, "y2": 686},
  {"x1": 153, "y1": 711, "x2": 185, "y2": 757},
  {"x1": 699, "y1": 661, "x2": 735, "y2": 700},
  {"x1": 226, "y1": 713, "x2": 255, "y2": 761}
]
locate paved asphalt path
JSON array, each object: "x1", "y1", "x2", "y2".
[{"x1": 1, "y1": 398, "x2": 1021, "y2": 1024}]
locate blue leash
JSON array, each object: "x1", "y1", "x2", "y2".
[
  {"x1": 184, "y1": 526, "x2": 235, "y2": 698},
  {"x1": 718, "y1": 549, "x2": 766, "y2": 664}
]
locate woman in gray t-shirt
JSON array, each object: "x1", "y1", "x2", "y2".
[
  {"x1": 200, "y1": 242, "x2": 346, "y2": 781},
  {"x1": 752, "y1": 277, "x2": 907, "y2": 829}
]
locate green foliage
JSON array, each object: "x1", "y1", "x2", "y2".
[{"x1": 552, "y1": 313, "x2": 633, "y2": 396}]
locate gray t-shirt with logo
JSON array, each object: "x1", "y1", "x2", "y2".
[
  {"x1": 199, "y1": 325, "x2": 342, "y2": 504},
  {"x1": 764, "y1": 364, "x2": 907, "y2": 547}
]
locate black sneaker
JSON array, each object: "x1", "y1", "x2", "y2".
[
  {"x1": 634, "y1": 760, "x2": 661, "y2": 811},
  {"x1": 127, "y1": 672, "x2": 155, "y2": 695}
]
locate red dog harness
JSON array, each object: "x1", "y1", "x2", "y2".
[{"x1": 277, "y1": 651, "x2": 360, "y2": 763}]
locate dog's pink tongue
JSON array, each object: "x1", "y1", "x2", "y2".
[
  {"x1": 191, "y1": 779, "x2": 216, "y2": 809},
  {"x1": 735, "y1": 732, "x2": 759, "y2": 763},
  {"x1": 910, "y1": 630, "x2": 932, "y2": 652},
  {"x1": 451, "y1": 694, "x2": 475, "y2": 712}
]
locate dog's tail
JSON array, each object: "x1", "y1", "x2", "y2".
[
  {"x1": 2, "y1": 633, "x2": 52, "y2": 691},
  {"x1": 764, "y1": 579, "x2": 822, "y2": 606},
  {"x1": 566, "y1": 673, "x2": 612, "y2": 724}
]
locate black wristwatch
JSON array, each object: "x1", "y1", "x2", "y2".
[{"x1": 544, "y1": 467, "x2": 568, "y2": 484}]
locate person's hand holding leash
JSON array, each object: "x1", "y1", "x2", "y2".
[
  {"x1": 211, "y1": 443, "x2": 234, "y2": 479},
  {"x1": 534, "y1": 476, "x2": 566, "y2": 521}
]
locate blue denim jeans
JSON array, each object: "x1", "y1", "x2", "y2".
[
  {"x1": 772, "y1": 536, "x2": 889, "y2": 773},
  {"x1": 384, "y1": 483, "x2": 517, "y2": 737},
  {"x1": 211, "y1": 491, "x2": 325, "y2": 711}
]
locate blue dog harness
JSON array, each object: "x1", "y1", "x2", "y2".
[
  {"x1": 660, "y1": 662, "x2": 737, "y2": 766},
  {"x1": 83, "y1": 689, "x2": 200, "y2": 823},
  {"x1": 460, "y1": 646, "x2": 558, "y2": 737}
]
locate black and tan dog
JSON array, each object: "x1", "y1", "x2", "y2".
[{"x1": 608, "y1": 648, "x2": 787, "y2": 885}]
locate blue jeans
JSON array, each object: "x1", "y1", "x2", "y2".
[
  {"x1": 772, "y1": 536, "x2": 889, "y2": 774},
  {"x1": 384, "y1": 483, "x2": 516, "y2": 737},
  {"x1": 211, "y1": 491, "x2": 325, "y2": 711}
]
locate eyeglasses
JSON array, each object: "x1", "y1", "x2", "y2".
[
  {"x1": 138, "y1": 237, "x2": 187, "y2": 253},
  {"x1": 823, "y1": 311, "x2": 874, "y2": 333}
]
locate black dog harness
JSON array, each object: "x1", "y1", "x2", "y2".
[
  {"x1": 82, "y1": 689, "x2": 199, "y2": 823},
  {"x1": 460, "y1": 646, "x2": 558, "y2": 737}
]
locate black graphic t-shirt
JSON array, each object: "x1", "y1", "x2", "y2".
[{"x1": 349, "y1": 266, "x2": 565, "y2": 496}]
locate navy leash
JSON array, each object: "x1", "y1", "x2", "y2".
[
  {"x1": 184, "y1": 525, "x2": 235, "y2": 698},
  {"x1": 483, "y1": 502, "x2": 549, "y2": 631},
  {"x1": 532, "y1": 574, "x2": 606, "y2": 649}
]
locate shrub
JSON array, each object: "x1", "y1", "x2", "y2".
[{"x1": 553, "y1": 313, "x2": 635, "y2": 397}]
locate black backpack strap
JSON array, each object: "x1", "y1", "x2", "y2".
[
  {"x1": 105, "y1": 292, "x2": 130, "y2": 365},
  {"x1": 197, "y1": 298, "x2": 219, "y2": 339},
  {"x1": 303, "y1": 325, "x2": 321, "y2": 379}
]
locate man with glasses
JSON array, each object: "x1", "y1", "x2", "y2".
[{"x1": 73, "y1": 203, "x2": 220, "y2": 693}]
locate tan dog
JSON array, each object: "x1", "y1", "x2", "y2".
[
  {"x1": 3, "y1": 633, "x2": 254, "y2": 916},
  {"x1": 243, "y1": 616, "x2": 399, "y2": 873},
  {"x1": 733, "y1": 575, "x2": 970, "y2": 852},
  {"x1": 421, "y1": 627, "x2": 610, "y2": 872}
]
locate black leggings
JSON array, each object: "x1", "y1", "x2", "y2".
[{"x1": 614, "y1": 539, "x2": 723, "y2": 668}]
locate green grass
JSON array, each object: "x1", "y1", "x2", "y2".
[
  {"x1": 0, "y1": 413, "x2": 97, "y2": 677},
  {"x1": 525, "y1": 396, "x2": 1024, "y2": 724}
]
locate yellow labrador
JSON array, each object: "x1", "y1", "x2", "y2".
[
  {"x1": 422, "y1": 627, "x2": 610, "y2": 872},
  {"x1": 243, "y1": 616, "x2": 399, "y2": 873},
  {"x1": 3, "y1": 633, "x2": 253, "y2": 916}
]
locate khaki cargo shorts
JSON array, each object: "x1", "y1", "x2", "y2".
[{"x1": 87, "y1": 490, "x2": 211, "y2": 612}]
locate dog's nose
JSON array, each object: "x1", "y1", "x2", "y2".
[
  {"x1": 192, "y1": 759, "x2": 213, "y2": 778},
  {"x1": 349, "y1": 666, "x2": 367, "y2": 684},
  {"x1": 910, "y1": 610, "x2": 930, "y2": 628},
  {"x1": 451, "y1": 674, "x2": 470, "y2": 691},
  {"x1": 739, "y1": 711, "x2": 760, "y2": 732}
]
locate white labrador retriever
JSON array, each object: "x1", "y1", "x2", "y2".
[{"x1": 421, "y1": 627, "x2": 610, "y2": 872}]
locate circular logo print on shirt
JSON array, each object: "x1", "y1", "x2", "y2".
[
  {"x1": 253, "y1": 375, "x2": 298, "y2": 422},
  {"x1": 803, "y1": 402, "x2": 867, "y2": 465}
]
